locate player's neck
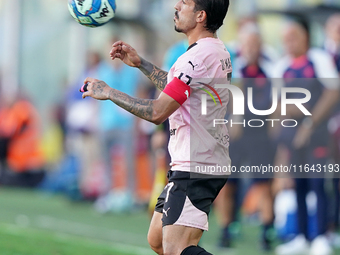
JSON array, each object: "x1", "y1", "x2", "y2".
[{"x1": 186, "y1": 29, "x2": 216, "y2": 46}]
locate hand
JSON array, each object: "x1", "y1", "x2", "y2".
[
  {"x1": 110, "y1": 41, "x2": 141, "y2": 68},
  {"x1": 81, "y1": 77, "x2": 112, "y2": 100},
  {"x1": 228, "y1": 123, "x2": 243, "y2": 141},
  {"x1": 292, "y1": 124, "x2": 312, "y2": 149}
]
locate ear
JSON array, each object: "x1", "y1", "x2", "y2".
[{"x1": 196, "y1": 10, "x2": 207, "y2": 24}]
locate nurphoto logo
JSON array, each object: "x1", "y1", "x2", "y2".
[{"x1": 200, "y1": 83, "x2": 312, "y2": 128}]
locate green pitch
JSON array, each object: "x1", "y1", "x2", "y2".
[
  {"x1": 0, "y1": 188, "x2": 151, "y2": 255},
  {"x1": 0, "y1": 188, "x2": 339, "y2": 255}
]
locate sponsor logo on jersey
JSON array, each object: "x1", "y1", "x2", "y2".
[
  {"x1": 220, "y1": 58, "x2": 232, "y2": 71},
  {"x1": 188, "y1": 61, "x2": 199, "y2": 70},
  {"x1": 170, "y1": 129, "x2": 177, "y2": 136}
]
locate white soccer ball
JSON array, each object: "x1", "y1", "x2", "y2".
[{"x1": 68, "y1": 0, "x2": 116, "y2": 27}]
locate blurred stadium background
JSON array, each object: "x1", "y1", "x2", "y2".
[{"x1": 1, "y1": 0, "x2": 340, "y2": 254}]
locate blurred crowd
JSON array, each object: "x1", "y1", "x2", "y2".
[
  {"x1": 1, "y1": 4, "x2": 340, "y2": 255},
  {"x1": 215, "y1": 13, "x2": 340, "y2": 255}
]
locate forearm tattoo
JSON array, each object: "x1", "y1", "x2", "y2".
[
  {"x1": 109, "y1": 88, "x2": 155, "y2": 122},
  {"x1": 139, "y1": 58, "x2": 168, "y2": 91}
]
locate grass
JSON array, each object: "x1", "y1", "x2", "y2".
[
  {"x1": 0, "y1": 188, "x2": 150, "y2": 255},
  {"x1": 0, "y1": 187, "x2": 339, "y2": 255},
  {"x1": 0, "y1": 223, "x2": 139, "y2": 255}
]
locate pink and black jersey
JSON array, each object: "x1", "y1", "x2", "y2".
[{"x1": 163, "y1": 37, "x2": 232, "y2": 173}]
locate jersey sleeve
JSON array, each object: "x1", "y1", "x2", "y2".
[
  {"x1": 172, "y1": 55, "x2": 207, "y2": 86},
  {"x1": 163, "y1": 55, "x2": 207, "y2": 105},
  {"x1": 163, "y1": 77, "x2": 191, "y2": 105}
]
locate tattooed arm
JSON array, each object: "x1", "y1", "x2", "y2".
[
  {"x1": 110, "y1": 41, "x2": 168, "y2": 91},
  {"x1": 81, "y1": 78, "x2": 179, "y2": 125},
  {"x1": 138, "y1": 58, "x2": 168, "y2": 91}
]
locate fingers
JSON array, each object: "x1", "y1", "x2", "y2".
[
  {"x1": 109, "y1": 40, "x2": 135, "y2": 60},
  {"x1": 81, "y1": 77, "x2": 95, "y2": 98},
  {"x1": 110, "y1": 45, "x2": 123, "y2": 59},
  {"x1": 121, "y1": 42, "x2": 134, "y2": 53},
  {"x1": 84, "y1": 77, "x2": 96, "y2": 85},
  {"x1": 112, "y1": 40, "x2": 123, "y2": 48},
  {"x1": 82, "y1": 91, "x2": 89, "y2": 99},
  {"x1": 80, "y1": 78, "x2": 110, "y2": 100},
  {"x1": 110, "y1": 40, "x2": 124, "y2": 59},
  {"x1": 112, "y1": 41, "x2": 133, "y2": 50},
  {"x1": 110, "y1": 53, "x2": 123, "y2": 60}
]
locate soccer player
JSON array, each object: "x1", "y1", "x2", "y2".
[
  {"x1": 215, "y1": 22, "x2": 275, "y2": 250},
  {"x1": 80, "y1": 1, "x2": 232, "y2": 254},
  {"x1": 325, "y1": 14, "x2": 340, "y2": 73},
  {"x1": 274, "y1": 19, "x2": 339, "y2": 255},
  {"x1": 324, "y1": 13, "x2": 340, "y2": 247}
]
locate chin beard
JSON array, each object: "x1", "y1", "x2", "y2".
[{"x1": 174, "y1": 25, "x2": 183, "y2": 33}]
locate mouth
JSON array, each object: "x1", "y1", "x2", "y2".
[{"x1": 174, "y1": 11, "x2": 179, "y2": 20}]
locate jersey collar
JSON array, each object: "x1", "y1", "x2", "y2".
[{"x1": 187, "y1": 42, "x2": 198, "y2": 51}]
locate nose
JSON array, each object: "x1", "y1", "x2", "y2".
[{"x1": 174, "y1": 0, "x2": 181, "y2": 11}]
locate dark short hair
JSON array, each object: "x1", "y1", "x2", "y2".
[
  {"x1": 193, "y1": 0, "x2": 230, "y2": 33},
  {"x1": 288, "y1": 15, "x2": 310, "y2": 44}
]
